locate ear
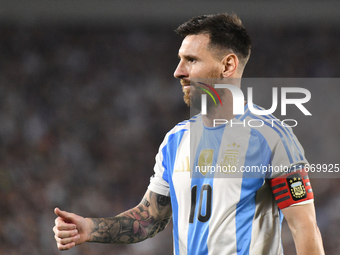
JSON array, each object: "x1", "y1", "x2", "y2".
[{"x1": 221, "y1": 54, "x2": 239, "y2": 78}]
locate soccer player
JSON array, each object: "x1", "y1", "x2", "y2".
[{"x1": 53, "y1": 13, "x2": 325, "y2": 254}]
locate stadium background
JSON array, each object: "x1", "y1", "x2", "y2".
[{"x1": 0, "y1": 0, "x2": 339, "y2": 254}]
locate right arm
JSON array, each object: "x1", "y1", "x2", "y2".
[{"x1": 53, "y1": 189, "x2": 172, "y2": 250}]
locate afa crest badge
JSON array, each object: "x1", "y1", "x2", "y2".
[
  {"x1": 219, "y1": 143, "x2": 240, "y2": 174},
  {"x1": 287, "y1": 173, "x2": 307, "y2": 201}
]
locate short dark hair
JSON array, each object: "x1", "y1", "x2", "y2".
[{"x1": 175, "y1": 13, "x2": 251, "y2": 64}]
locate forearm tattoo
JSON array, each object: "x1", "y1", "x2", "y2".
[
  {"x1": 141, "y1": 198, "x2": 150, "y2": 207},
  {"x1": 88, "y1": 192, "x2": 171, "y2": 244},
  {"x1": 154, "y1": 192, "x2": 170, "y2": 213}
]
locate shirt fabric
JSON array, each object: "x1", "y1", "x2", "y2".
[{"x1": 148, "y1": 104, "x2": 312, "y2": 255}]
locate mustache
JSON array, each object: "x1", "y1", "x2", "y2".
[{"x1": 180, "y1": 79, "x2": 190, "y2": 86}]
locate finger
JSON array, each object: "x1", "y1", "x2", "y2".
[
  {"x1": 55, "y1": 217, "x2": 77, "y2": 230},
  {"x1": 55, "y1": 234, "x2": 80, "y2": 245},
  {"x1": 54, "y1": 208, "x2": 75, "y2": 222},
  {"x1": 54, "y1": 228, "x2": 78, "y2": 238},
  {"x1": 56, "y1": 240, "x2": 76, "y2": 251}
]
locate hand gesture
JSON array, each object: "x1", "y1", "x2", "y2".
[{"x1": 53, "y1": 207, "x2": 91, "y2": 250}]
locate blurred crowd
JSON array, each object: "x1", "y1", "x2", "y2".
[{"x1": 0, "y1": 23, "x2": 339, "y2": 254}]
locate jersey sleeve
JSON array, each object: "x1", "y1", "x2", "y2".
[
  {"x1": 269, "y1": 127, "x2": 308, "y2": 177},
  {"x1": 254, "y1": 121, "x2": 314, "y2": 209},
  {"x1": 148, "y1": 124, "x2": 188, "y2": 197},
  {"x1": 266, "y1": 125, "x2": 314, "y2": 209},
  {"x1": 148, "y1": 133, "x2": 171, "y2": 197}
]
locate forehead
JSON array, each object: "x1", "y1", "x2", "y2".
[{"x1": 178, "y1": 34, "x2": 211, "y2": 56}]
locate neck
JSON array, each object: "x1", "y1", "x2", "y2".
[{"x1": 202, "y1": 107, "x2": 235, "y2": 128}]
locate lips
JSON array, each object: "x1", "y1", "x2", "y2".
[
  {"x1": 182, "y1": 84, "x2": 190, "y2": 93},
  {"x1": 180, "y1": 79, "x2": 190, "y2": 87},
  {"x1": 182, "y1": 83, "x2": 190, "y2": 95}
]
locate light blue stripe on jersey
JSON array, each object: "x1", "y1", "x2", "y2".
[
  {"x1": 187, "y1": 125, "x2": 225, "y2": 255},
  {"x1": 161, "y1": 129, "x2": 187, "y2": 255},
  {"x1": 177, "y1": 116, "x2": 198, "y2": 126},
  {"x1": 253, "y1": 105, "x2": 304, "y2": 161},
  {"x1": 177, "y1": 121, "x2": 188, "y2": 126},
  {"x1": 247, "y1": 113, "x2": 294, "y2": 164},
  {"x1": 236, "y1": 128, "x2": 271, "y2": 255}
]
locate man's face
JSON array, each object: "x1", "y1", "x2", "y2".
[{"x1": 174, "y1": 34, "x2": 224, "y2": 107}]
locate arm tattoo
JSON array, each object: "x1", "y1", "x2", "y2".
[
  {"x1": 141, "y1": 198, "x2": 150, "y2": 207},
  {"x1": 149, "y1": 217, "x2": 171, "y2": 237},
  {"x1": 156, "y1": 193, "x2": 170, "y2": 207},
  {"x1": 149, "y1": 191, "x2": 171, "y2": 214},
  {"x1": 88, "y1": 194, "x2": 171, "y2": 244}
]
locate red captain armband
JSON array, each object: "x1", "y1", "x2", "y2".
[{"x1": 270, "y1": 168, "x2": 314, "y2": 209}]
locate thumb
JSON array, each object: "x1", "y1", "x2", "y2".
[{"x1": 54, "y1": 207, "x2": 75, "y2": 222}]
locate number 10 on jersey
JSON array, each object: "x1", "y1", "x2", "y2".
[{"x1": 189, "y1": 184, "x2": 212, "y2": 223}]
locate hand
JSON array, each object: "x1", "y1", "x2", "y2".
[{"x1": 53, "y1": 207, "x2": 91, "y2": 250}]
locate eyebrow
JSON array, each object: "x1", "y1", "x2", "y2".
[{"x1": 178, "y1": 54, "x2": 199, "y2": 60}]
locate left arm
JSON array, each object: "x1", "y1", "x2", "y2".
[{"x1": 282, "y1": 202, "x2": 324, "y2": 255}]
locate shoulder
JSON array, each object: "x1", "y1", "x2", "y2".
[
  {"x1": 158, "y1": 115, "x2": 200, "y2": 149},
  {"x1": 242, "y1": 104, "x2": 298, "y2": 145},
  {"x1": 243, "y1": 104, "x2": 306, "y2": 165},
  {"x1": 166, "y1": 114, "x2": 199, "y2": 136}
]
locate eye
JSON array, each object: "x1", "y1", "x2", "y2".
[{"x1": 187, "y1": 57, "x2": 196, "y2": 63}]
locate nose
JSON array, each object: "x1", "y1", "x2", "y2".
[{"x1": 173, "y1": 60, "x2": 188, "y2": 79}]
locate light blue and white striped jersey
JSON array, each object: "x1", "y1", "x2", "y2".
[{"x1": 148, "y1": 104, "x2": 311, "y2": 255}]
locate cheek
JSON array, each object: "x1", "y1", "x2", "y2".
[
  {"x1": 194, "y1": 62, "x2": 222, "y2": 78},
  {"x1": 189, "y1": 63, "x2": 205, "y2": 77}
]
